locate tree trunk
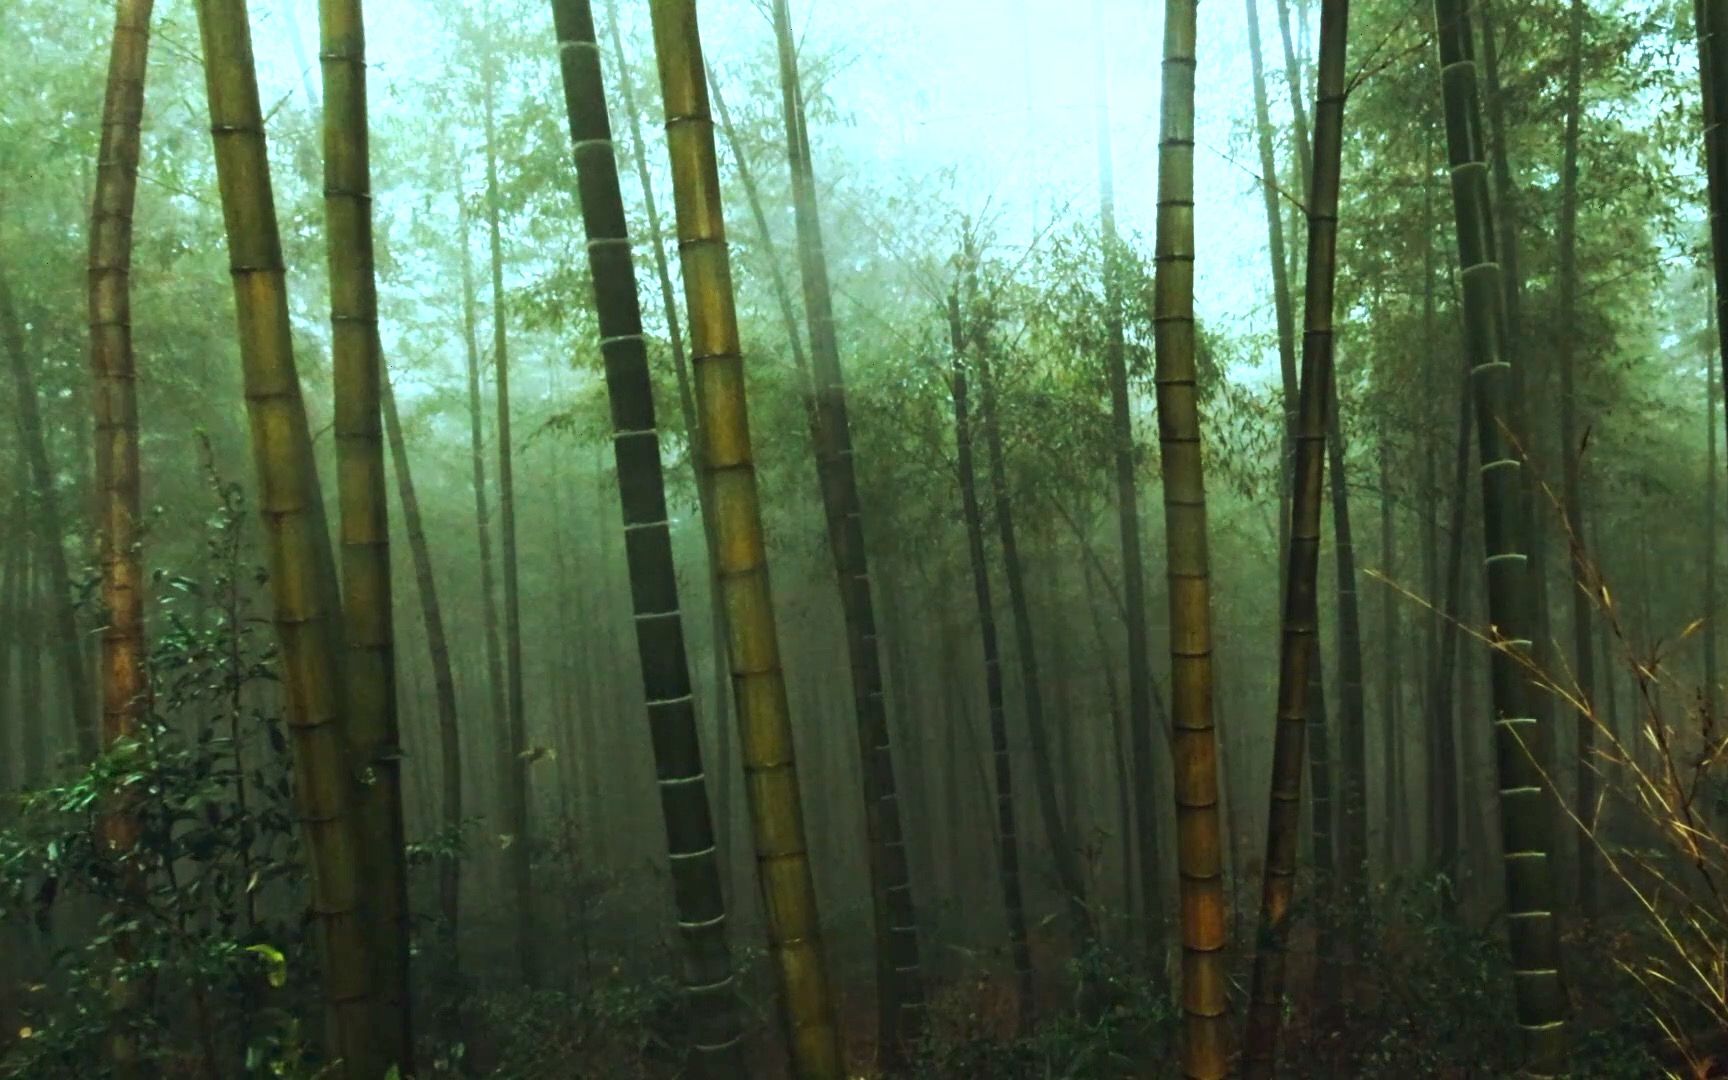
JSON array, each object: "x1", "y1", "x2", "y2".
[
  {"x1": 1553, "y1": 0, "x2": 1597, "y2": 917},
  {"x1": 1095, "y1": 0, "x2": 1165, "y2": 959},
  {"x1": 319, "y1": 1, "x2": 410, "y2": 1059},
  {"x1": 603, "y1": 0, "x2": 737, "y2": 891},
  {"x1": 645, "y1": 6, "x2": 845, "y2": 1073},
  {"x1": 769, "y1": 3, "x2": 927, "y2": 1056},
  {"x1": 1429, "y1": 381, "x2": 1472, "y2": 895},
  {"x1": 947, "y1": 287, "x2": 1035, "y2": 1032},
  {"x1": 379, "y1": 371, "x2": 462, "y2": 979},
  {"x1": 1377, "y1": 424, "x2": 1404, "y2": 870},
  {"x1": 89, "y1": 0, "x2": 153, "y2": 776},
  {"x1": 456, "y1": 179, "x2": 511, "y2": 900},
  {"x1": 1152, "y1": 0, "x2": 1229, "y2": 1070},
  {"x1": 1480, "y1": 0, "x2": 1561, "y2": 787},
  {"x1": 0, "y1": 522, "x2": 20, "y2": 790},
  {"x1": 1429, "y1": 0, "x2": 1570, "y2": 1066},
  {"x1": 1698, "y1": 0, "x2": 1728, "y2": 467},
  {"x1": 88, "y1": 2, "x2": 155, "y2": 1068},
  {"x1": 549, "y1": 2, "x2": 747, "y2": 1068},
  {"x1": 1327, "y1": 382, "x2": 1370, "y2": 896},
  {"x1": 1, "y1": 276, "x2": 94, "y2": 762},
  {"x1": 1709, "y1": 323, "x2": 1720, "y2": 721},
  {"x1": 975, "y1": 336, "x2": 1093, "y2": 947},
  {"x1": 190, "y1": 3, "x2": 379, "y2": 1070},
  {"x1": 1243, "y1": 0, "x2": 1349, "y2": 1065},
  {"x1": 478, "y1": 38, "x2": 536, "y2": 987}
]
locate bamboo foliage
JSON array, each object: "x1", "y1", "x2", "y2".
[
  {"x1": 645, "y1": 2, "x2": 844, "y2": 1075},
  {"x1": 1151, "y1": 0, "x2": 1229, "y2": 1072},
  {"x1": 768, "y1": 3, "x2": 926, "y2": 1055},
  {"x1": 1244, "y1": 0, "x2": 1349, "y2": 1069},
  {"x1": 190, "y1": 0, "x2": 378, "y2": 1072},
  {"x1": 548, "y1": 0, "x2": 745, "y2": 1071},
  {"x1": 319, "y1": 0, "x2": 410, "y2": 1062},
  {"x1": 1430, "y1": 0, "x2": 1570, "y2": 1069}
]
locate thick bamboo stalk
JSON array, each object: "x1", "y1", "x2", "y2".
[
  {"x1": 190, "y1": 1, "x2": 378, "y2": 1071},
  {"x1": 319, "y1": 0, "x2": 410, "y2": 1060},
  {"x1": 89, "y1": 0, "x2": 153, "y2": 778},
  {"x1": 548, "y1": 1, "x2": 745, "y2": 1070},
  {"x1": 645, "y1": 3, "x2": 843, "y2": 1074},
  {"x1": 1430, "y1": 0, "x2": 1570, "y2": 1067},
  {"x1": 602, "y1": 0, "x2": 737, "y2": 892},
  {"x1": 87, "y1": 2, "x2": 154, "y2": 1069},
  {"x1": 1151, "y1": 1, "x2": 1229, "y2": 1070}
]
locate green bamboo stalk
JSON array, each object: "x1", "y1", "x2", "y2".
[
  {"x1": 1430, "y1": 0, "x2": 1570, "y2": 1068},
  {"x1": 479, "y1": 28, "x2": 537, "y2": 985},
  {"x1": 548, "y1": 1, "x2": 745, "y2": 1071},
  {"x1": 948, "y1": 283, "x2": 1035, "y2": 1031},
  {"x1": 1092, "y1": 0, "x2": 1165, "y2": 957},
  {"x1": 1702, "y1": 0, "x2": 1728, "y2": 463},
  {"x1": 768, "y1": 2, "x2": 927, "y2": 1058},
  {"x1": 379, "y1": 370, "x2": 463, "y2": 988},
  {"x1": 645, "y1": 3, "x2": 843, "y2": 1074},
  {"x1": 1151, "y1": 1, "x2": 1229, "y2": 1071},
  {"x1": 87, "y1": 2, "x2": 155, "y2": 1069},
  {"x1": 1243, "y1": 0, "x2": 1349, "y2": 1069},
  {"x1": 190, "y1": 1, "x2": 378, "y2": 1071},
  {"x1": 0, "y1": 274, "x2": 94, "y2": 762},
  {"x1": 319, "y1": 0, "x2": 410, "y2": 1062},
  {"x1": 601, "y1": 0, "x2": 738, "y2": 896},
  {"x1": 1553, "y1": 0, "x2": 1596, "y2": 915}
]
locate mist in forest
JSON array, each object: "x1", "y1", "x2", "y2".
[{"x1": 1, "y1": 0, "x2": 1723, "y2": 1077}]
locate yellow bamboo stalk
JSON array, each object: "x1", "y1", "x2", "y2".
[
  {"x1": 319, "y1": 0, "x2": 410, "y2": 1066},
  {"x1": 1151, "y1": 0, "x2": 1230, "y2": 1074},
  {"x1": 192, "y1": 2, "x2": 378, "y2": 1073},
  {"x1": 646, "y1": 2, "x2": 843, "y2": 1075}
]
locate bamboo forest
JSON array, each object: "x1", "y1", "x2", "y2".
[{"x1": 9, "y1": 0, "x2": 1728, "y2": 1076}]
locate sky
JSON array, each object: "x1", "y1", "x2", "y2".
[{"x1": 247, "y1": 0, "x2": 1289, "y2": 383}]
